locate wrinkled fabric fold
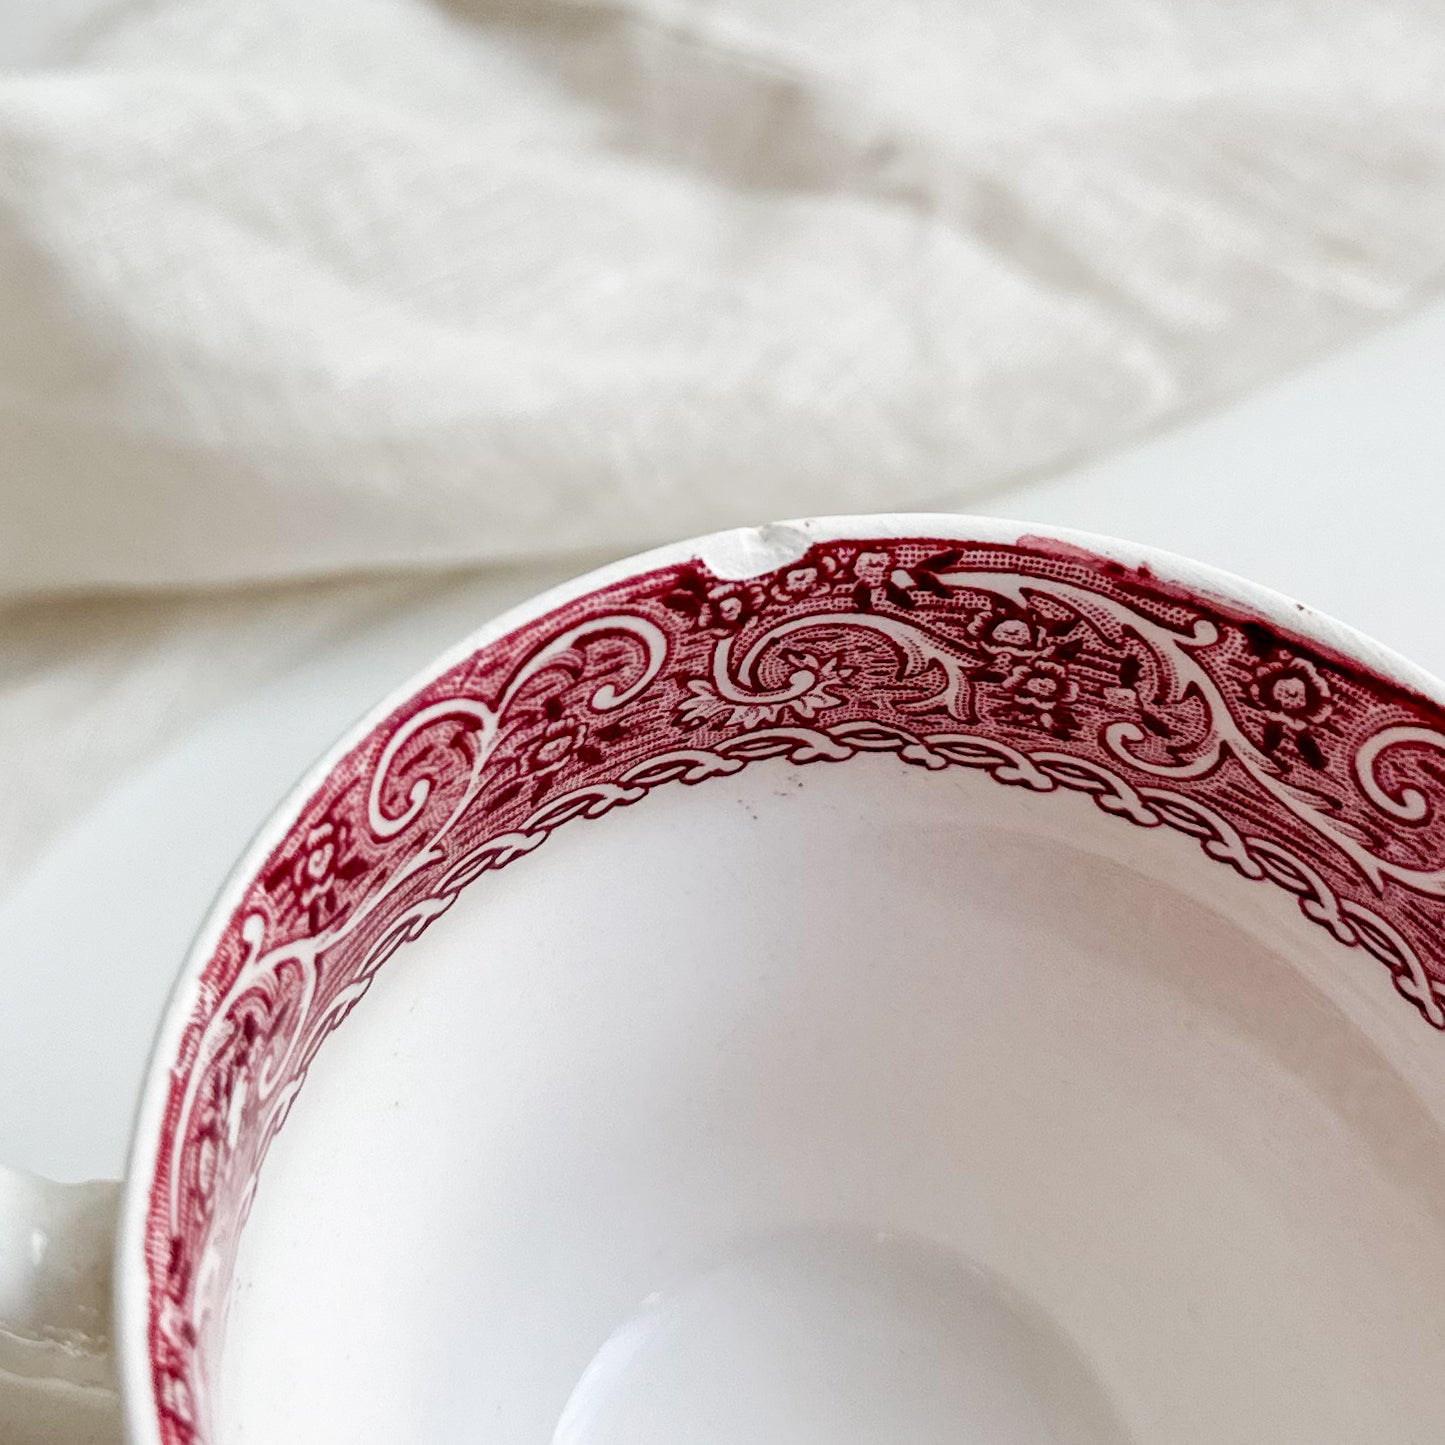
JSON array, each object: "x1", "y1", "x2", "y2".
[{"x1": 3, "y1": 0, "x2": 1445, "y2": 893}]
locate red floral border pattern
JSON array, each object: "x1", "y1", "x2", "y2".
[{"x1": 143, "y1": 537, "x2": 1445, "y2": 1442}]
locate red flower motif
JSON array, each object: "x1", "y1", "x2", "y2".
[
  {"x1": 264, "y1": 812, "x2": 368, "y2": 934},
  {"x1": 966, "y1": 605, "x2": 1046, "y2": 660},
  {"x1": 1246, "y1": 655, "x2": 1332, "y2": 769},
  {"x1": 525, "y1": 693, "x2": 611, "y2": 776},
  {"x1": 852, "y1": 550, "x2": 893, "y2": 584},
  {"x1": 850, "y1": 550, "x2": 919, "y2": 611},
  {"x1": 530, "y1": 717, "x2": 586, "y2": 773},
  {"x1": 765, "y1": 553, "x2": 845, "y2": 604},
  {"x1": 486, "y1": 692, "x2": 627, "y2": 812},
  {"x1": 998, "y1": 658, "x2": 1080, "y2": 736},
  {"x1": 663, "y1": 571, "x2": 766, "y2": 633},
  {"x1": 1004, "y1": 658, "x2": 1077, "y2": 705},
  {"x1": 1248, "y1": 657, "x2": 1332, "y2": 730}
]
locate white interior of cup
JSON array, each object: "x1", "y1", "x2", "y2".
[
  {"x1": 118, "y1": 518, "x2": 1445, "y2": 1445},
  {"x1": 222, "y1": 759, "x2": 1445, "y2": 1444}
]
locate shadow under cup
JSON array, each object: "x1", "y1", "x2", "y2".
[{"x1": 128, "y1": 523, "x2": 1445, "y2": 1445}]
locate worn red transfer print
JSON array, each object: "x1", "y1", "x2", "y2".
[{"x1": 143, "y1": 536, "x2": 1445, "y2": 1441}]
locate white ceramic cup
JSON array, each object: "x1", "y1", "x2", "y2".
[{"x1": 8, "y1": 515, "x2": 1445, "y2": 1445}]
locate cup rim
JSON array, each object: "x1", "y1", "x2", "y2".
[{"x1": 113, "y1": 511, "x2": 1445, "y2": 1443}]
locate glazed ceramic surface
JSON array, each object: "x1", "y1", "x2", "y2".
[{"x1": 8, "y1": 516, "x2": 1445, "y2": 1445}]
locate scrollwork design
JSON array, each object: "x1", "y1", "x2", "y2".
[
  {"x1": 694, "y1": 564, "x2": 1445, "y2": 904},
  {"x1": 146, "y1": 537, "x2": 1445, "y2": 1445},
  {"x1": 158, "y1": 611, "x2": 668, "y2": 1438}
]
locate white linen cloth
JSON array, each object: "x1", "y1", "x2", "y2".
[{"x1": 3, "y1": 0, "x2": 1445, "y2": 897}]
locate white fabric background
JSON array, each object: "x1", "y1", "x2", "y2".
[{"x1": 4, "y1": 0, "x2": 1445, "y2": 901}]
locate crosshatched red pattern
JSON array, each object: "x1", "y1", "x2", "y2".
[{"x1": 142, "y1": 537, "x2": 1445, "y2": 1443}]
